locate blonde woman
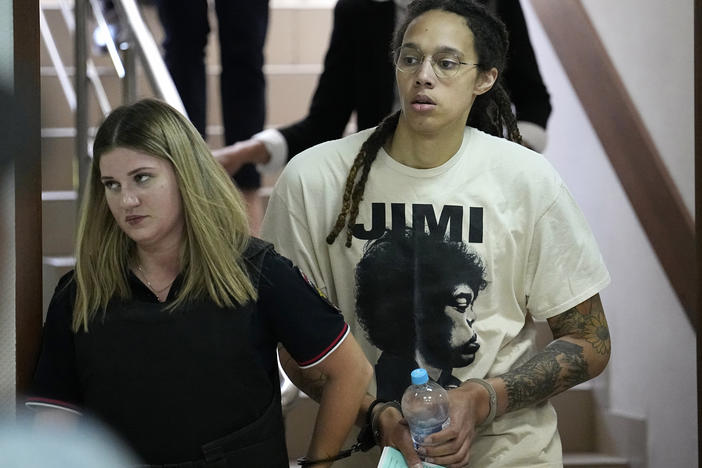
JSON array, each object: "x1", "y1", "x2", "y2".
[{"x1": 27, "y1": 98, "x2": 372, "y2": 467}]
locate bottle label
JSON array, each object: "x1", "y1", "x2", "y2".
[{"x1": 410, "y1": 418, "x2": 450, "y2": 447}]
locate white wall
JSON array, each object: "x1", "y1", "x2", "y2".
[{"x1": 521, "y1": 1, "x2": 697, "y2": 467}]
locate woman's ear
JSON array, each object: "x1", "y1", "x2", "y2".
[{"x1": 474, "y1": 67, "x2": 498, "y2": 95}]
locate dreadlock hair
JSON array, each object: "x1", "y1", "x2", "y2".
[
  {"x1": 327, "y1": 0, "x2": 521, "y2": 247},
  {"x1": 326, "y1": 111, "x2": 401, "y2": 247}
]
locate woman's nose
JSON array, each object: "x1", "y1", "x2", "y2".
[
  {"x1": 121, "y1": 190, "x2": 139, "y2": 207},
  {"x1": 415, "y1": 58, "x2": 436, "y2": 86}
]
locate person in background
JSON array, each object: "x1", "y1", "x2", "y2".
[
  {"x1": 262, "y1": 0, "x2": 610, "y2": 467},
  {"x1": 213, "y1": 0, "x2": 551, "y2": 178},
  {"x1": 156, "y1": 0, "x2": 269, "y2": 232},
  {"x1": 26, "y1": 99, "x2": 372, "y2": 467}
]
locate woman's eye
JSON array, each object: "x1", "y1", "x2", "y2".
[
  {"x1": 103, "y1": 181, "x2": 119, "y2": 191},
  {"x1": 439, "y1": 58, "x2": 459, "y2": 70},
  {"x1": 402, "y1": 55, "x2": 420, "y2": 66},
  {"x1": 135, "y1": 173, "x2": 152, "y2": 184}
]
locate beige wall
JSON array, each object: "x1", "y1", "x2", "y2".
[{"x1": 521, "y1": 1, "x2": 697, "y2": 467}]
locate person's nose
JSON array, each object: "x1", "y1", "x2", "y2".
[
  {"x1": 415, "y1": 57, "x2": 436, "y2": 87},
  {"x1": 466, "y1": 306, "x2": 477, "y2": 323},
  {"x1": 121, "y1": 188, "x2": 140, "y2": 208}
]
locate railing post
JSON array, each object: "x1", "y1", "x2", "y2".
[
  {"x1": 123, "y1": 42, "x2": 137, "y2": 104},
  {"x1": 75, "y1": 0, "x2": 89, "y2": 209}
]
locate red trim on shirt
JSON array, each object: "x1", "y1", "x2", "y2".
[
  {"x1": 298, "y1": 323, "x2": 349, "y2": 366},
  {"x1": 25, "y1": 396, "x2": 81, "y2": 412}
]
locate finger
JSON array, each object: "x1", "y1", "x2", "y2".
[
  {"x1": 425, "y1": 441, "x2": 471, "y2": 468},
  {"x1": 420, "y1": 441, "x2": 458, "y2": 458},
  {"x1": 446, "y1": 449, "x2": 471, "y2": 468},
  {"x1": 422, "y1": 426, "x2": 459, "y2": 446},
  {"x1": 422, "y1": 427, "x2": 473, "y2": 459},
  {"x1": 394, "y1": 430, "x2": 423, "y2": 468}
]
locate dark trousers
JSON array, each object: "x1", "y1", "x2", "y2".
[{"x1": 156, "y1": 0, "x2": 268, "y2": 189}]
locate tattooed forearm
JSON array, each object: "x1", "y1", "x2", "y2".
[
  {"x1": 502, "y1": 341, "x2": 587, "y2": 412},
  {"x1": 501, "y1": 295, "x2": 610, "y2": 414}
]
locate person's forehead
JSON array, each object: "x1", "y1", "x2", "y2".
[
  {"x1": 99, "y1": 147, "x2": 165, "y2": 172},
  {"x1": 403, "y1": 9, "x2": 475, "y2": 54}
]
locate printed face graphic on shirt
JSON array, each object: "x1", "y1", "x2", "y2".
[
  {"x1": 355, "y1": 227, "x2": 487, "y2": 378},
  {"x1": 415, "y1": 282, "x2": 480, "y2": 369}
]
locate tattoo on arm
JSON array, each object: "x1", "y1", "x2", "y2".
[
  {"x1": 503, "y1": 295, "x2": 610, "y2": 412},
  {"x1": 279, "y1": 351, "x2": 327, "y2": 402},
  {"x1": 301, "y1": 372, "x2": 327, "y2": 403},
  {"x1": 503, "y1": 340, "x2": 587, "y2": 412},
  {"x1": 549, "y1": 297, "x2": 611, "y2": 356}
]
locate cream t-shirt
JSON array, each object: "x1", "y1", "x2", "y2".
[{"x1": 262, "y1": 127, "x2": 609, "y2": 467}]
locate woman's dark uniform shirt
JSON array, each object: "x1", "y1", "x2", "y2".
[{"x1": 27, "y1": 242, "x2": 348, "y2": 465}]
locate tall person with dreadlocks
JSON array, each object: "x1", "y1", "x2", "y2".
[{"x1": 262, "y1": 0, "x2": 611, "y2": 466}]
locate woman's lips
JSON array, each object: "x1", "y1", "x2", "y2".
[
  {"x1": 411, "y1": 95, "x2": 436, "y2": 112},
  {"x1": 412, "y1": 103, "x2": 436, "y2": 112},
  {"x1": 125, "y1": 215, "x2": 146, "y2": 225}
]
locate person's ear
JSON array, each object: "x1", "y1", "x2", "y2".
[{"x1": 474, "y1": 67, "x2": 498, "y2": 95}]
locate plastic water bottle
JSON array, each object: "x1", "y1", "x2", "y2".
[{"x1": 401, "y1": 368, "x2": 450, "y2": 448}]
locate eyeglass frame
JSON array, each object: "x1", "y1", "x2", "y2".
[{"x1": 393, "y1": 45, "x2": 480, "y2": 80}]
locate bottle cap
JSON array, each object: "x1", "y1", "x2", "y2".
[{"x1": 411, "y1": 368, "x2": 429, "y2": 385}]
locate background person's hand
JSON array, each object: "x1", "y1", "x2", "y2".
[{"x1": 212, "y1": 139, "x2": 270, "y2": 176}]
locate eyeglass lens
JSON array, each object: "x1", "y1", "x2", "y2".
[{"x1": 396, "y1": 47, "x2": 471, "y2": 79}]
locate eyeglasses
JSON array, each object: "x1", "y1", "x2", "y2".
[{"x1": 395, "y1": 46, "x2": 479, "y2": 80}]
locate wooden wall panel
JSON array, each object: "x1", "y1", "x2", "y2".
[{"x1": 14, "y1": 0, "x2": 43, "y2": 397}]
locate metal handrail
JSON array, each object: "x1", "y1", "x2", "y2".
[
  {"x1": 39, "y1": 7, "x2": 77, "y2": 111},
  {"x1": 56, "y1": 0, "x2": 111, "y2": 116},
  {"x1": 70, "y1": 0, "x2": 187, "y2": 204},
  {"x1": 112, "y1": 0, "x2": 186, "y2": 114},
  {"x1": 87, "y1": 0, "x2": 125, "y2": 78}
]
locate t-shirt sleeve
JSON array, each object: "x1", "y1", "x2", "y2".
[
  {"x1": 258, "y1": 249, "x2": 349, "y2": 369},
  {"x1": 524, "y1": 185, "x2": 611, "y2": 319},
  {"x1": 25, "y1": 272, "x2": 83, "y2": 414}
]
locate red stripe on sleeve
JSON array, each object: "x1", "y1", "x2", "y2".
[
  {"x1": 25, "y1": 396, "x2": 82, "y2": 412},
  {"x1": 297, "y1": 323, "x2": 349, "y2": 367}
]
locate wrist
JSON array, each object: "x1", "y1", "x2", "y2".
[
  {"x1": 251, "y1": 128, "x2": 286, "y2": 173},
  {"x1": 371, "y1": 401, "x2": 402, "y2": 446},
  {"x1": 462, "y1": 378, "x2": 497, "y2": 426},
  {"x1": 250, "y1": 140, "x2": 271, "y2": 165}
]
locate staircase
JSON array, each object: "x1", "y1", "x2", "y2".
[
  {"x1": 39, "y1": 0, "x2": 330, "y2": 313},
  {"x1": 39, "y1": 1, "x2": 642, "y2": 467}
]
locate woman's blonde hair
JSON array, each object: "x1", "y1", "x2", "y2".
[{"x1": 72, "y1": 98, "x2": 256, "y2": 332}]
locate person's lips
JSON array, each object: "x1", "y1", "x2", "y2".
[
  {"x1": 411, "y1": 94, "x2": 436, "y2": 112},
  {"x1": 125, "y1": 215, "x2": 146, "y2": 225}
]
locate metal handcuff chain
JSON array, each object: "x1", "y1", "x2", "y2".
[{"x1": 296, "y1": 399, "x2": 400, "y2": 466}]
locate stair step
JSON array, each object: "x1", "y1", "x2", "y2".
[
  {"x1": 41, "y1": 134, "x2": 75, "y2": 191},
  {"x1": 551, "y1": 386, "x2": 596, "y2": 452},
  {"x1": 564, "y1": 452, "x2": 629, "y2": 468},
  {"x1": 288, "y1": 452, "x2": 629, "y2": 468},
  {"x1": 42, "y1": 191, "x2": 77, "y2": 256}
]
